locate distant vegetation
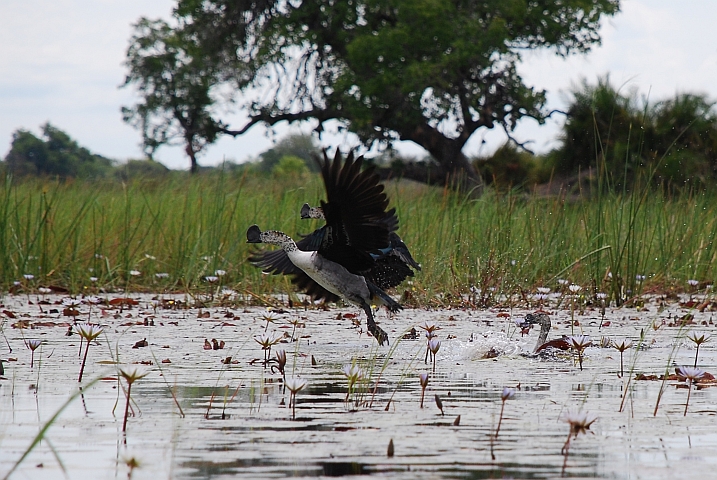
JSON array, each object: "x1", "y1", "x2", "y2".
[
  {"x1": 2, "y1": 88, "x2": 717, "y2": 302},
  {"x1": 4, "y1": 79, "x2": 717, "y2": 194}
]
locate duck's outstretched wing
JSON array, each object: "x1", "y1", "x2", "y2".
[
  {"x1": 248, "y1": 234, "x2": 341, "y2": 303},
  {"x1": 319, "y1": 150, "x2": 398, "y2": 258}
]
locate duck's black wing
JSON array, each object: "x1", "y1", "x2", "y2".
[
  {"x1": 317, "y1": 150, "x2": 395, "y2": 272},
  {"x1": 364, "y1": 233, "x2": 421, "y2": 290},
  {"x1": 247, "y1": 149, "x2": 400, "y2": 301}
]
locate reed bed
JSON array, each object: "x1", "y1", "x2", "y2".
[{"x1": 2, "y1": 172, "x2": 716, "y2": 306}]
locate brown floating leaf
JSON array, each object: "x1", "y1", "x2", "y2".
[
  {"x1": 161, "y1": 359, "x2": 171, "y2": 364},
  {"x1": 32, "y1": 322, "x2": 58, "y2": 327},
  {"x1": 3, "y1": 310, "x2": 16, "y2": 319},
  {"x1": 109, "y1": 298, "x2": 138, "y2": 306},
  {"x1": 387, "y1": 438, "x2": 394, "y2": 458},
  {"x1": 63, "y1": 308, "x2": 80, "y2": 317}
]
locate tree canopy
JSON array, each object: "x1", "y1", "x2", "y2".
[
  {"x1": 4, "y1": 123, "x2": 114, "y2": 179},
  {"x1": 123, "y1": 0, "x2": 620, "y2": 186},
  {"x1": 122, "y1": 18, "x2": 228, "y2": 173},
  {"x1": 554, "y1": 77, "x2": 717, "y2": 190}
]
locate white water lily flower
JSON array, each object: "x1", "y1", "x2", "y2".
[
  {"x1": 676, "y1": 366, "x2": 705, "y2": 380},
  {"x1": 85, "y1": 295, "x2": 102, "y2": 304},
  {"x1": 118, "y1": 365, "x2": 148, "y2": 383},
  {"x1": 418, "y1": 320, "x2": 438, "y2": 333},
  {"x1": 501, "y1": 387, "x2": 516, "y2": 401},
  {"x1": 568, "y1": 335, "x2": 591, "y2": 351},
  {"x1": 130, "y1": 270, "x2": 141, "y2": 276},
  {"x1": 342, "y1": 364, "x2": 364, "y2": 383},
  {"x1": 76, "y1": 323, "x2": 104, "y2": 341},
  {"x1": 284, "y1": 376, "x2": 308, "y2": 394},
  {"x1": 62, "y1": 297, "x2": 81, "y2": 307},
  {"x1": 254, "y1": 332, "x2": 282, "y2": 349},
  {"x1": 537, "y1": 287, "x2": 551, "y2": 294},
  {"x1": 215, "y1": 269, "x2": 226, "y2": 276},
  {"x1": 568, "y1": 284, "x2": 582, "y2": 293},
  {"x1": 561, "y1": 409, "x2": 598, "y2": 437}
]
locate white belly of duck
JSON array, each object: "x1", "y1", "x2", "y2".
[{"x1": 287, "y1": 249, "x2": 371, "y2": 306}]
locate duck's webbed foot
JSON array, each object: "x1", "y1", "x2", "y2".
[{"x1": 363, "y1": 304, "x2": 389, "y2": 346}]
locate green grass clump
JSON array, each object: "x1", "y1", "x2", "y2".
[{"x1": 1, "y1": 171, "x2": 716, "y2": 307}]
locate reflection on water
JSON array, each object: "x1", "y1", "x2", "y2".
[{"x1": 1, "y1": 295, "x2": 717, "y2": 479}]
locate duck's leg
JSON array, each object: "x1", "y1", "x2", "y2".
[{"x1": 361, "y1": 303, "x2": 389, "y2": 346}]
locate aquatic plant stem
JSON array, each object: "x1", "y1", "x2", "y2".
[
  {"x1": 561, "y1": 432, "x2": 572, "y2": 476},
  {"x1": 693, "y1": 345, "x2": 700, "y2": 368},
  {"x1": 495, "y1": 400, "x2": 507, "y2": 438},
  {"x1": 123, "y1": 381, "x2": 133, "y2": 433},
  {"x1": 684, "y1": 379, "x2": 693, "y2": 416},
  {"x1": 78, "y1": 340, "x2": 91, "y2": 382}
]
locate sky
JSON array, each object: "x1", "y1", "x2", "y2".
[{"x1": 1, "y1": 1, "x2": 716, "y2": 171}]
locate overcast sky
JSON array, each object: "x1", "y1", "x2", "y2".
[{"x1": 1, "y1": 1, "x2": 716, "y2": 170}]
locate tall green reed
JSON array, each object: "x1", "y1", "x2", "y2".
[{"x1": 1, "y1": 171, "x2": 716, "y2": 301}]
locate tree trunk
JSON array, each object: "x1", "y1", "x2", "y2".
[
  {"x1": 402, "y1": 124, "x2": 484, "y2": 194},
  {"x1": 186, "y1": 143, "x2": 198, "y2": 174}
]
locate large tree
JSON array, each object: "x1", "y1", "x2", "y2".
[
  {"x1": 122, "y1": 18, "x2": 228, "y2": 173},
  {"x1": 125, "y1": 0, "x2": 620, "y2": 184}
]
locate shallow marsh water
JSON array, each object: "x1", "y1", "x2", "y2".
[{"x1": 1, "y1": 293, "x2": 717, "y2": 479}]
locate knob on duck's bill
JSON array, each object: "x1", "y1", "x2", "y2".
[
  {"x1": 247, "y1": 225, "x2": 262, "y2": 243},
  {"x1": 300, "y1": 203, "x2": 312, "y2": 219}
]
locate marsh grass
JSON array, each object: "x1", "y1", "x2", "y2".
[{"x1": 1, "y1": 170, "x2": 717, "y2": 302}]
